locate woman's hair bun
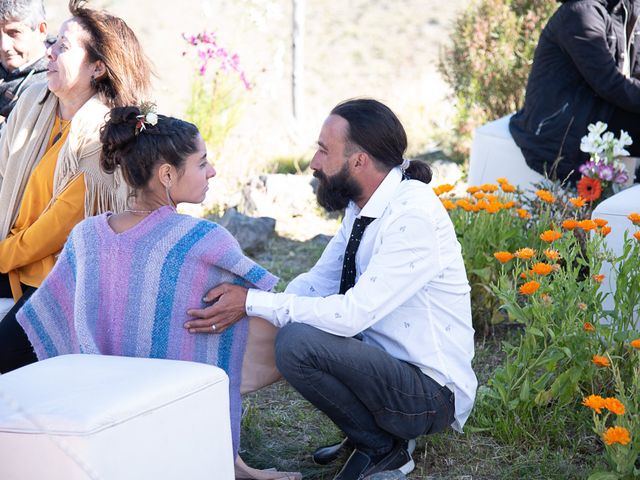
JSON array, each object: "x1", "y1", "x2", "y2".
[{"x1": 100, "y1": 106, "x2": 142, "y2": 174}]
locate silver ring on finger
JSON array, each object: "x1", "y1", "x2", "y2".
[{"x1": 211, "y1": 324, "x2": 216, "y2": 332}]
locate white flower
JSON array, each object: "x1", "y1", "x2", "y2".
[
  {"x1": 145, "y1": 112, "x2": 158, "y2": 126},
  {"x1": 588, "y1": 121, "x2": 608, "y2": 136}
]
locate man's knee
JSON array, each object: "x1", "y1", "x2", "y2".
[{"x1": 274, "y1": 323, "x2": 319, "y2": 374}]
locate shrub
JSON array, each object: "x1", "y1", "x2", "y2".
[{"x1": 439, "y1": 0, "x2": 556, "y2": 158}]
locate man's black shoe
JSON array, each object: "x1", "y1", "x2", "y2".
[
  {"x1": 312, "y1": 438, "x2": 354, "y2": 465},
  {"x1": 333, "y1": 441, "x2": 414, "y2": 480},
  {"x1": 314, "y1": 438, "x2": 415, "y2": 466}
]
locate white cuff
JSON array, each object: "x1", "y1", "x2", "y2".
[{"x1": 245, "y1": 289, "x2": 278, "y2": 323}]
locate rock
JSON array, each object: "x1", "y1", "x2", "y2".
[
  {"x1": 310, "y1": 234, "x2": 332, "y2": 246},
  {"x1": 241, "y1": 174, "x2": 318, "y2": 218},
  {"x1": 217, "y1": 208, "x2": 276, "y2": 255}
]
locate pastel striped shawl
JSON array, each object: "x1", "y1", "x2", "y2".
[{"x1": 17, "y1": 206, "x2": 278, "y2": 456}]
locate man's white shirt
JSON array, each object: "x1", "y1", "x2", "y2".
[{"x1": 246, "y1": 167, "x2": 477, "y2": 431}]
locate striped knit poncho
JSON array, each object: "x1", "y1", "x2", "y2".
[{"x1": 16, "y1": 206, "x2": 278, "y2": 457}]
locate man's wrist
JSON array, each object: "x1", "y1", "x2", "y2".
[{"x1": 245, "y1": 289, "x2": 277, "y2": 321}]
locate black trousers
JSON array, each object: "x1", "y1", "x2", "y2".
[
  {"x1": 274, "y1": 323, "x2": 455, "y2": 456},
  {"x1": 0, "y1": 273, "x2": 38, "y2": 373},
  {"x1": 609, "y1": 107, "x2": 640, "y2": 181}
]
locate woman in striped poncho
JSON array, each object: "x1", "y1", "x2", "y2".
[{"x1": 15, "y1": 106, "x2": 279, "y2": 462}]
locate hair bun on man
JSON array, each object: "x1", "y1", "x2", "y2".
[{"x1": 100, "y1": 106, "x2": 142, "y2": 174}]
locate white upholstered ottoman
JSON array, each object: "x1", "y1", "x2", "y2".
[
  {"x1": 592, "y1": 185, "x2": 640, "y2": 329},
  {"x1": 468, "y1": 114, "x2": 545, "y2": 191},
  {"x1": 0, "y1": 354, "x2": 234, "y2": 480}
]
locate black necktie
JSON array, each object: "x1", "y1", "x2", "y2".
[{"x1": 339, "y1": 216, "x2": 375, "y2": 294}]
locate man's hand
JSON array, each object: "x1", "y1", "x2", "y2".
[{"x1": 185, "y1": 283, "x2": 249, "y2": 334}]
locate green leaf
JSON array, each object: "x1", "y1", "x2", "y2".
[
  {"x1": 587, "y1": 471, "x2": 619, "y2": 480},
  {"x1": 519, "y1": 378, "x2": 530, "y2": 402}
]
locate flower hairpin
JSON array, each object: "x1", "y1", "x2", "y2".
[{"x1": 135, "y1": 102, "x2": 158, "y2": 135}]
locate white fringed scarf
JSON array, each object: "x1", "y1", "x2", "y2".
[{"x1": 0, "y1": 81, "x2": 128, "y2": 240}]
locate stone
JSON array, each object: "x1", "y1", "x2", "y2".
[
  {"x1": 241, "y1": 174, "x2": 317, "y2": 218},
  {"x1": 217, "y1": 208, "x2": 276, "y2": 255}
]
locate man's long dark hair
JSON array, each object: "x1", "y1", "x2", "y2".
[{"x1": 330, "y1": 99, "x2": 432, "y2": 184}]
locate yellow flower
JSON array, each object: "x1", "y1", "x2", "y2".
[
  {"x1": 480, "y1": 183, "x2": 498, "y2": 192},
  {"x1": 514, "y1": 247, "x2": 536, "y2": 260},
  {"x1": 501, "y1": 183, "x2": 516, "y2": 193},
  {"x1": 496, "y1": 177, "x2": 508, "y2": 184},
  {"x1": 531, "y1": 262, "x2": 553, "y2": 276},
  {"x1": 630, "y1": 339, "x2": 640, "y2": 349},
  {"x1": 494, "y1": 251, "x2": 514, "y2": 263},
  {"x1": 540, "y1": 230, "x2": 562, "y2": 243},
  {"x1": 562, "y1": 219, "x2": 578, "y2": 230},
  {"x1": 603, "y1": 426, "x2": 631, "y2": 446},
  {"x1": 544, "y1": 248, "x2": 560, "y2": 261},
  {"x1": 582, "y1": 394, "x2": 606, "y2": 413},
  {"x1": 569, "y1": 197, "x2": 586, "y2": 208},
  {"x1": 628, "y1": 212, "x2": 640, "y2": 225},
  {"x1": 604, "y1": 398, "x2": 625, "y2": 415},
  {"x1": 519, "y1": 280, "x2": 540, "y2": 295},
  {"x1": 517, "y1": 208, "x2": 531, "y2": 219},
  {"x1": 583, "y1": 322, "x2": 595, "y2": 332},
  {"x1": 535, "y1": 189, "x2": 555, "y2": 203},
  {"x1": 578, "y1": 219, "x2": 598, "y2": 231},
  {"x1": 442, "y1": 199, "x2": 456, "y2": 210},
  {"x1": 592, "y1": 355, "x2": 610, "y2": 367}
]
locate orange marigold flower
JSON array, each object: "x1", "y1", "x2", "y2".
[
  {"x1": 569, "y1": 197, "x2": 586, "y2": 208},
  {"x1": 593, "y1": 274, "x2": 605, "y2": 283},
  {"x1": 634, "y1": 231, "x2": 640, "y2": 242},
  {"x1": 467, "y1": 186, "x2": 480, "y2": 194},
  {"x1": 540, "y1": 293, "x2": 553, "y2": 305},
  {"x1": 470, "y1": 204, "x2": 481, "y2": 213},
  {"x1": 544, "y1": 248, "x2": 560, "y2": 261},
  {"x1": 480, "y1": 183, "x2": 498, "y2": 192},
  {"x1": 520, "y1": 272, "x2": 528, "y2": 279},
  {"x1": 494, "y1": 251, "x2": 514, "y2": 263},
  {"x1": 535, "y1": 189, "x2": 556, "y2": 203},
  {"x1": 577, "y1": 219, "x2": 598, "y2": 231},
  {"x1": 434, "y1": 184, "x2": 455, "y2": 196},
  {"x1": 514, "y1": 247, "x2": 536, "y2": 260},
  {"x1": 531, "y1": 262, "x2": 554, "y2": 276},
  {"x1": 604, "y1": 398, "x2": 625, "y2": 415},
  {"x1": 517, "y1": 208, "x2": 531, "y2": 219},
  {"x1": 503, "y1": 200, "x2": 515, "y2": 209},
  {"x1": 582, "y1": 394, "x2": 606, "y2": 413},
  {"x1": 583, "y1": 322, "x2": 595, "y2": 332},
  {"x1": 496, "y1": 177, "x2": 508, "y2": 184},
  {"x1": 599, "y1": 225, "x2": 612, "y2": 236},
  {"x1": 485, "y1": 194, "x2": 499, "y2": 202},
  {"x1": 562, "y1": 219, "x2": 578, "y2": 230},
  {"x1": 630, "y1": 339, "x2": 640, "y2": 349},
  {"x1": 476, "y1": 200, "x2": 489, "y2": 210},
  {"x1": 540, "y1": 230, "x2": 562, "y2": 242},
  {"x1": 519, "y1": 280, "x2": 540, "y2": 295},
  {"x1": 442, "y1": 199, "x2": 456, "y2": 210},
  {"x1": 628, "y1": 212, "x2": 640, "y2": 225},
  {"x1": 485, "y1": 202, "x2": 503, "y2": 214},
  {"x1": 592, "y1": 355, "x2": 610, "y2": 367},
  {"x1": 473, "y1": 192, "x2": 485, "y2": 200},
  {"x1": 593, "y1": 218, "x2": 608, "y2": 227},
  {"x1": 577, "y1": 176, "x2": 602, "y2": 202},
  {"x1": 603, "y1": 426, "x2": 631, "y2": 446},
  {"x1": 501, "y1": 183, "x2": 516, "y2": 193}
]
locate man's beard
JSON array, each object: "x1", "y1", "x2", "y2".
[{"x1": 314, "y1": 163, "x2": 362, "y2": 212}]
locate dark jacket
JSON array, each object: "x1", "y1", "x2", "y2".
[
  {"x1": 509, "y1": 0, "x2": 640, "y2": 182},
  {"x1": 0, "y1": 56, "x2": 48, "y2": 120}
]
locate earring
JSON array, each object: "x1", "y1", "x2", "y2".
[
  {"x1": 90, "y1": 75, "x2": 97, "y2": 89},
  {"x1": 165, "y1": 181, "x2": 175, "y2": 208}
]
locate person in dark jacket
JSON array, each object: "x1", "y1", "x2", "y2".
[
  {"x1": 510, "y1": 0, "x2": 640, "y2": 184},
  {"x1": 0, "y1": 0, "x2": 49, "y2": 125}
]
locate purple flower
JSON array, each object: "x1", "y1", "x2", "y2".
[
  {"x1": 614, "y1": 170, "x2": 629, "y2": 184},
  {"x1": 597, "y1": 163, "x2": 614, "y2": 181}
]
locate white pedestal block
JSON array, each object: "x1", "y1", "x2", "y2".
[
  {"x1": 469, "y1": 115, "x2": 545, "y2": 191},
  {"x1": 0, "y1": 354, "x2": 234, "y2": 480}
]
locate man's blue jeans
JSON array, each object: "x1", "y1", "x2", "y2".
[{"x1": 275, "y1": 323, "x2": 455, "y2": 456}]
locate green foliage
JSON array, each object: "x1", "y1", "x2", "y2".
[{"x1": 440, "y1": 0, "x2": 556, "y2": 157}]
